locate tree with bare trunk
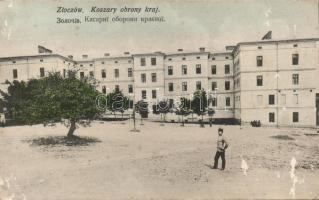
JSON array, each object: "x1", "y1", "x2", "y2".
[{"x1": 0, "y1": 72, "x2": 102, "y2": 137}]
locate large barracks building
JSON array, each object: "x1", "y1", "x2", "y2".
[{"x1": 1, "y1": 33, "x2": 319, "y2": 128}]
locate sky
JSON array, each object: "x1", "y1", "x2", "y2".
[{"x1": 0, "y1": 0, "x2": 318, "y2": 59}]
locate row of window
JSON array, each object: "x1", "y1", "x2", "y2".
[
  {"x1": 268, "y1": 112, "x2": 299, "y2": 123},
  {"x1": 256, "y1": 74, "x2": 299, "y2": 86},
  {"x1": 167, "y1": 81, "x2": 231, "y2": 92},
  {"x1": 102, "y1": 84, "x2": 134, "y2": 94},
  {"x1": 100, "y1": 68, "x2": 133, "y2": 79},
  {"x1": 12, "y1": 68, "x2": 68, "y2": 79},
  {"x1": 256, "y1": 94, "x2": 299, "y2": 106},
  {"x1": 256, "y1": 54, "x2": 299, "y2": 67},
  {"x1": 140, "y1": 57, "x2": 157, "y2": 66},
  {"x1": 167, "y1": 64, "x2": 231, "y2": 76},
  {"x1": 141, "y1": 73, "x2": 157, "y2": 83}
]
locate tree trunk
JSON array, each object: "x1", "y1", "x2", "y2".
[
  {"x1": 181, "y1": 115, "x2": 184, "y2": 126},
  {"x1": 67, "y1": 120, "x2": 76, "y2": 137}
]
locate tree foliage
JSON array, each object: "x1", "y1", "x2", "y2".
[
  {"x1": 0, "y1": 72, "x2": 102, "y2": 136},
  {"x1": 191, "y1": 89, "x2": 208, "y2": 116},
  {"x1": 135, "y1": 100, "x2": 149, "y2": 118},
  {"x1": 106, "y1": 89, "x2": 130, "y2": 116}
]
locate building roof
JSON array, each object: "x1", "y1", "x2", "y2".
[
  {"x1": 165, "y1": 51, "x2": 209, "y2": 57},
  {"x1": 232, "y1": 37, "x2": 319, "y2": 54},
  {"x1": 0, "y1": 54, "x2": 75, "y2": 63},
  {"x1": 132, "y1": 52, "x2": 165, "y2": 57},
  {"x1": 237, "y1": 37, "x2": 319, "y2": 46}
]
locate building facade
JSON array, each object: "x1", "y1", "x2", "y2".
[
  {"x1": 0, "y1": 37, "x2": 319, "y2": 128},
  {"x1": 233, "y1": 38, "x2": 319, "y2": 127}
]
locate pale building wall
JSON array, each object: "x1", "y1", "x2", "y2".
[
  {"x1": 0, "y1": 38, "x2": 318, "y2": 126},
  {"x1": 236, "y1": 39, "x2": 318, "y2": 127},
  {"x1": 208, "y1": 53, "x2": 234, "y2": 118},
  {"x1": 132, "y1": 53, "x2": 165, "y2": 106},
  {"x1": 164, "y1": 52, "x2": 209, "y2": 103},
  {"x1": 94, "y1": 56, "x2": 134, "y2": 99}
]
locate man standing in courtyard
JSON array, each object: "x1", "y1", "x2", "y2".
[{"x1": 213, "y1": 128, "x2": 228, "y2": 170}]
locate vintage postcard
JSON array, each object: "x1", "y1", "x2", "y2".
[{"x1": 0, "y1": 0, "x2": 319, "y2": 199}]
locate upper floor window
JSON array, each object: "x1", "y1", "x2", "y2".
[
  {"x1": 128, "y1": 84, "x2": 133, "y2": 93},
  {"x1": 152, "y1": 90, "x2": 157, "y2": 99},
  {"x1": 101, "y1": 69, "x2": 106, "y2": 78},
  {"x1": 257, "y1": 56, "x2": 263, "y2": 67},
  {"x1": 182, "y1": 65, "x2": 187, "y2": 75},
  {"x1": 141, "y1": 90, "x2": 147, "y2": 99},
  {"x1": 151, "y1": 73, "x2": 157, "y2": 82},
  {"x1": 114, "y1": 69, "x2": 119, "y2": 78},
  {"x1": 212, "y1": 82, "x2": 217, "y2": 90},
  {"x1": 211, "y1": 65, "x2": 217, "y2": 75},
  {"x1": 80, "y1": 72, "x2": 84, "y2": 79},
  {"x1": 292, "y1": 54, "x2": 299, "y2": 65},
  {"x1": 212, "y1": 97, "x2": 217, "y2": 107},
  {"x1": 196, "y1": 64, "x2": 201, "y2": 74},
  {"x1": 141, "y1": 73, "x2": 146, "y2": 83},
  {"x1": 225, "y1": 97, "x2": 231, "y2": 107},
  {"x1": 168, "y1": 66, "x2": 173, "y2": 75},
  {"x1": 128, "y1": 68, "x2": 133, "y2": 77},
  {"x1": 269, "y1": 112, "x2": 275, "y2": 123},
  {"x1": 196, "y1": 81, "x2": 201, "y2": 90},
  {"x1": 40, "y1": 68, "x2": 45, "y2": 77},
  {"x1": 13, "y1": 69, "x2": 18, "y2": 79},
  {"x1": 115, "y1": 85, "x2": 119, "y2": 92},
  {"x1": 225, "y1": 81, "x2": 230, "y2": 90},
  {"x1": 168, "y1": 83, "x2": 174, "y2": 92},
  {"x1": 292, "y1": 74, "x2": 299, "y2": 85},
  {"x1": 102, "y1": 86, "x2": 106, "y2": 94},
  {"x1": 141, "y1": 58, "x2": 146, "y2": 66},
  {"x1": 257, "y1": 75, "x2": 263, "y2": 86},
  {"x1": 182, "y1": 82, "x2": 187, "y2": 91},
  {"x1": 224, "y1": 65, "x2": 230, "y2": 74},
  {"x1": 293, "y1": 112, "x2": 299, "y2": 122},
  {"x1": 89, "y1": 71, "x2": 94, "y2": 78},
  {"x1": 269, "y1": 94, "x2": 275, "y2": 105},
  {"x1": 151, "y1": 58, "x2": 156, "y2": 66}
]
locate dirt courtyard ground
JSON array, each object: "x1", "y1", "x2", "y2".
[{"x1": 1, "y1": 121, "x2": 319, "y2": 200}]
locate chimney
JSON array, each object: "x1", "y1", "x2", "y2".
[
  {"x1": 104, "y1": 53, "x2": 110, "y2": 57},
  {"x1": 82, "y1": 55, "x2": 88, "y2": 59},
  {"x1": 124, "y1": 52, "x2": 130, "y2": 55},
  {"x1": 177, "y1": 49, "x2": 183, "y2": 52},
  {"x1": 68, "y1": 55, "x2": 73, "y2": 60},
  {"x1": 199, "y1": 47, "x2": 205, "y2": 52},
  {"x1": 154, "y1": 51, "x2": 162, "y2": 54},
  {"x1": 262, "y1": 31, "x2": 272, "y2": 40},
  {"x1": 38, "y1": 45, "x2": 52, "y2": 54}
]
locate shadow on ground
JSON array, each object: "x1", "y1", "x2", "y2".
[
  {"x1": 25, "y1": 135, "x2": 102, "y2": 147},
  {"x1": 270, "y1": 134, "x2": 295, "y2": 140}
]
